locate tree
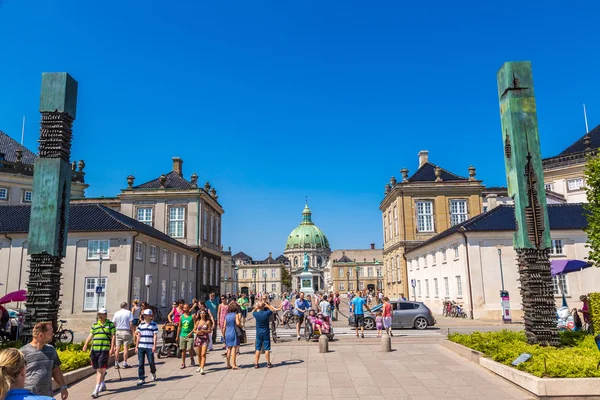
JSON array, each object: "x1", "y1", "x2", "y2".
[
  {"x1": 281, "y1": 266, "x2": 292, "y2": 290},
  {"x1": 584, "y1": 153, "x2": 600, "y2": 267}
]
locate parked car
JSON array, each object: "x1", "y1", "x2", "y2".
[{"x1": 348, "y1": 300, "x2": 436, "y2": 330}]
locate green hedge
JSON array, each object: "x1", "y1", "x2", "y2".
[
  {"x1": 0, "y1": 341, "x2": 89, "y2": 373},
  {"x1": 448, "y1": 330, "x2": 600, "y2": 378},
  {"x1": 588, "y1": 292, "x2": 600, "y2": 334}
]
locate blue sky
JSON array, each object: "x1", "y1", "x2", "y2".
[{"x1": 1, "y1": 1, "x2": 599, "y2": 258}]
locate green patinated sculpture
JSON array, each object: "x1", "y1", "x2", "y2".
[{"x1": 497, "y1": 61, "x2": 559, "y2": 346}]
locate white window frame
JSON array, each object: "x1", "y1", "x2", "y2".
[
  {"x1": 550, "y1": 239, "x2": 564, "y2": 255},
  {"x1": 416, "y1": 201, "x2": 434, "y2": 232},
  {"x1": 271, "y1": 283, "x2": 277, "y2": 292},
  {"x1": 425, "y1": 279, "x2": 429, "y2": 298},
  {"x1": 23, "y1": 190, "x2": 32, "y2": 202},
  {"x1": 182, "y1": 255, "x2": 187, "y2": 270},
  {"x1": 169, "y1": 207, "x2": 185, "y2": 238},
  {"x1": 84, "y1": 277, "x2": 107, "y2": 311},
  {"x1": 393, "y1": 205, "x2": 398, "y2": 236},
  {"x1": 173, "y1": 253, "x2": 178, "y2": 268},
  {"x1": 150, "y1": 245, "x2": 157, "y2": 263},
  {"x1": 358, "y1": 282, "x2": 364, "y2": 290},
  {"x1": 423, "y1": 256, "x2": 427, "y2": 269},
  {"x1": 434, "y1": 278, "x2": 439, "y2": 298},
  {"x1": 188, "y1": 282, "x2": 194, "y2": 303},
  {"x1": 135, "y1": 241, "x2": 143, "y2": 261},
  {"x1": 417, "y1": 280, "x2": 422, "y2": 297},
  {"x1": 348, "y1": 282, "x2": 354, "y2": 291},
  {"x1": 454, "y1": 245, "x2": 459, "y2": 260},
  {"x1": 552, "y1": 275, "x2": 569, "y2": 296},
  {"x1": 162, "y1": 249, "x2": 168, "y2": 266},
  {"x1": 137, "y1": 207, "x2": 153, "y2": 226},
  {"x1": 339, "y1": 282, "x2": 345, "y2": 291},
  {"x1": 450, "y1": 199, "x2": 468, "y2": 226},
  {"x1": 456, "y1": 276, "x2": 463, "y2": 297},
  {"x1": 171, "y1": 281, "x2": 177, "y2": 303},
  {"x1": 444, "y1": 277, "x2": 449, "y2": 297},
  {"x1": 87, "y1": 240, "x2": 110, "y2": 260},
  {"x1": 189, "y1": 257, "x2": 194, "y2": 271},
  {"x1": 160, "y1": 280, "x2": 167, "y2": 307},
  {"x1": 0, "y1": 188, "x2": 7, "y2": 200},
  {"x1": 339, "y1": 268, "x2": 344, "y2": 277},
  {"x1": 442, "y1": 248, "x2": 447, "y2": 263},
  {"x1": 203, "y1": 258, "x2": 208, "y2": 285},
  {"x1": 210, "y1": 260, "x2": 214, "y2": 285},
  {"x1": 203, "y1": 210, "x2": 208, "y2": 241},
  {"x1": 210, "y1": 214, "x2": 215, "y2": 244},
  {"x1": 271, "y1": 269, "x2": 276, "y2": 278},
  {"x1": 567, "y1": 178, "x2": 584, "y2": 191},
  {"x1": 216, "y1": 218, "x2": 220, "y2": 246},
  {"x1": 431, "y1": 252, "x2": 436, "y2": 266},
  {"x1": 181, "y1": 281, "x2": 186, "y2": 299}
]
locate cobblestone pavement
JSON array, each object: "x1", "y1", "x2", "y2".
[{"x1": 63, "y1": 335, "x2": 535, "y2": 400}]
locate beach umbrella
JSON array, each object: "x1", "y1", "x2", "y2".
[
  {"x1": 0, "y1": 290, "x2": 27, "y2": 305},
  {"x1": 551, "y1": 259, "x2": 591, "y2": 277}
]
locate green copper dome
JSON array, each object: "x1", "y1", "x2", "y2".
[{"x1": 285, "y1": 204, "x2": 331, "y2": 250}]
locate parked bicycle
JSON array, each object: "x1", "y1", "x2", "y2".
[{"x1": 54, "y1": 320, "x2": 74, "y2": 344}]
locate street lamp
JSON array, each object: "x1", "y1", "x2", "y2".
[
  {"x1": 234, "y1": 265, "x2": 239, "y2": 294},
  {"x1": 252, "y1": 268, "x2": 257, "y2": 293},
  {"x1": 263, "y1": 271, "x2": 267, "y2": 293},
  {"x1": 346, "y1": 270, "x2": 350, "y2": 291},
  {"x1": 497, "y1": 246, "x2": 511, "y2": 323},
  {"x1": 497, "y1": 247, "x2": 505, "y2": 291},
  {"x1": 355, "y1": 264, "x2": 360, "y2": 292},
  {"x1": 96, "y1": 251, "x2": 103, "y2": 311}
]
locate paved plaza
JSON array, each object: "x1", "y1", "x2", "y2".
[{"x1": 64, "y1": 335, "x2": 534, "y2": 400}]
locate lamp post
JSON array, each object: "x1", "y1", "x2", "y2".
[
  {"x1": 96, "y1": 251, "x2": 103, "y2": 311},
  {"x1": 497, "y1": 248, "x2": 505, "y2": 292},
  {"x1": 252, "y1": 268, "x2": 257, "y2": 293},
  {"x1": 234, "y1": 265, "x2": 239, "y2": 294},
  {"x1": 263, "y1": 271, "x2": 267, "y2": 294},
  {"x1": 497, "y1": 246, "x2": 511, "y2": 323},
  {"x1": 346, "y1": 270, "x2": 350, "y2": 292},
  {"x1": 355, "y1": 264, "x2": 360, "y2": 292}
]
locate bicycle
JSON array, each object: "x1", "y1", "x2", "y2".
[{"x1": 54, "y1": 320, "x2": 74, "y2": 344}]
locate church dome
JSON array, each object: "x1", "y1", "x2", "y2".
[{"x1": 285, "y1": 204, "x2": 330, "y2": 250}]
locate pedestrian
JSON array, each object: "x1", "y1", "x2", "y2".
[
  {"x1": 378, "y1": 291, "x2": 384, "y2": 304},
  {"x1": 224, "y1": 301, "x2": 242, "y2": 369},
  {"x1": 131, "y1": 300, "x2": 141, "y2": 327},
  {"x1": 351, "y1": 290, "x2": 372, "y2": 338},
  {"x1": 193, "y1": 310, "x2": 212, "y2": 374},
  {"x1": 375, "y1": 311, "x2": 384, "y2": 337},
  {"x1": 0, "y1": 348, "x2": 54, "y2": 400},
  {"x1": 294, "y1": 292, "x2": 310, "y2": 340},
  {"x1": 382, "y1": 296, "x2": 393, "y2": 337},
  {"x1": 319, "y1": 295, "x2": 332, "y2": 320},
  {"x1": 82, "y1": 308, "x2": 116, "y2": 398},
  {"x1": 177, "y1": 303, "x2": 196, "y2": 369},
  {"x1": 20, "y1": 322, "x2": 68, "y2": 399},
  {"x1": 113, "y1": 302, "x2": 134, "y2": 368},
  {"x1": 334, "y1": 293, "x2": 340, "y2": 311},
  {"x1": 251, "y1": 301, "x2": 279, "y2": 369},
  {"x1": 167, "y1": 301, "x2": 183, "y2": 324},
  {"x1": 135, "y1": 309, "x2": 158, "y2": 386},
  {"x1": 237, "y1": 293, "x2": 249, "y2": 325},
  {"x1": 250, "y1": 291, "x2": 255, "y2": 308},
  {"x1": 206, "y1": 293, "x2": 219, "y2": 350},
  {"x1": 400, "y1": 293, "x2": 407, "y2": 301},
  {"x1": 190, "y1": 298, "x2": 199, "y2": 315},
  {"x1": 217, "y1": 296, "x2": 229, "y2": 350}
]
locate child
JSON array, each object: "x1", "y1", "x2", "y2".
[
  {"x1": 317, "y1": 313, "x2": 330, "y2": 334},
  {"x1": 375, "y1": 311, "x2": 383, "y2": 337}
]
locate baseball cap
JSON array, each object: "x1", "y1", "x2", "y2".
[
  {"x1": 98, "y1": 308, "x2": 108, "y2": 314},
  {"x1": 143, "y1": 309, "x2": 153, "y2": 315}
]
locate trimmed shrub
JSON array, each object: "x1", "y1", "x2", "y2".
[{"x1": 588, "y1": 292, "x2": 600, "y2": 334}]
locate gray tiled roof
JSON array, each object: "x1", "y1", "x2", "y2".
[
  {"x1": 133, "y1": 171, "x2": 194, "y2": 190},
  {"x1": 0, "y1": 131, "x2": 37, "y2": 164},
  {"x1": 0, "y1": 204, "x2": 194, "y2": 251},
  {"x1": 558, "y1": 124, "x2": 600, "y2": 156},
  {"x1": 408, "y1": 162, "x2": 467, "y2": 182}
]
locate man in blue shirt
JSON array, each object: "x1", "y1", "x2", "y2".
[
  {"x1": 294, "y1": 292, "x2": 310, "y2": 340},
  {"x1": 251, "y1": 301, "x2": 280, "y2": 368},
  {"x1": 351, "y1": 290, "x2": 372, "y2": 338}
]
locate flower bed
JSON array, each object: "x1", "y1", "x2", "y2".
[
  {"x1": 0, "y1": 341, "x2": 89, "y2": 373},
  {"x1": 448, "y1": 330, "x2": 600, "y2": 378}
]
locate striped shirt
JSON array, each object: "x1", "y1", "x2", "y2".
[
  {"x1": 137, "y1": 321, "x2": 158, "y2": 348},
  {"x1": 90, "y1": 320, "x2": 116, "y2": 351}
]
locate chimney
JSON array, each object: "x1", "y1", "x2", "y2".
[
  {"x1": 172, "y1": 157, "x2": 183, "y2": 177},
  {"x1": 370, "y1": 243, "x2": 375, "y2": 250},
  {"x1": 418, "y1": 150, "x2": 429, "y2": 167},
  {"x1": 486, "y1": 193, "x2": 498, "y2": 210}
]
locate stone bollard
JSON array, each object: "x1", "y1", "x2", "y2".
[
  {"x1": 381, "y1": 335, "x2": 392, "y2": 352},
  {"x1": 319, "y1": 334, "x2": 329, "y2": 353}
]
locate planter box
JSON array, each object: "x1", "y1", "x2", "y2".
[
  {"x1": 52, "y1": 348, "x2": 135, "y2": 391},
  {"x1": 443, "y1": 340, "x2": 600, "y2": 399}
]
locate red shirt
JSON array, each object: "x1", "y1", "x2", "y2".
[{"x1": 382, "y1": 302, "x2": 392, "y2": 318}]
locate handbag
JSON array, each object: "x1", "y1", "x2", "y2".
[{"x1": 234, "y1": 324, "x2": 244, "y2": 338}]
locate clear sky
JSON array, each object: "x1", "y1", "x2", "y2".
[{"x1": 1, "y1": 1, "x2": 599, "y2": 259}]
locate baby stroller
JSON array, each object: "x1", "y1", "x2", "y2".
[
  {"x1": 157, "y1": 323, "x2": 180, "y2": 359},
  {"x1": 305, "y1": 311, "x2": 334, "y2": 341}
]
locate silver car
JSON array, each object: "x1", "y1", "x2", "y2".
[{"x1": 348, "y1": 300, "x2": 436, "y2": 330}]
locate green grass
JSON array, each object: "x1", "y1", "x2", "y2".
[{"x1": 448, "y1": 330, "x2": 600, "y2": 378}]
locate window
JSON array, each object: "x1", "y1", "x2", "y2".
[
  {"x1": 425, "y1": 279, "x2": 429, "y2": 298},
  {"x1": 160, "y1": 280, "x2": 167, "y2": 307},
  {"x1": 545, "y1": 183, "x2": 553, "y2": 191},
  {"x1": 423, "y1": 256, "x2": 427, "y2": 268},
  {"x1": 171, "y1": 281, "x2": 177, "y2": 303},
  {"x1": 135, "y1": 241, "x2": 143, "y2": 260},
  {"x1": 552, "y1": 275, "x2": 569, "y2": 295},
  {"x1": 216, "y1": 218, "x2": 220, "y2": 246},
  {"x1": 339, "y1": 268, "x2": 344, "y2": 277},
  {"x1": 416, "y1": 258, "x2": 420, "y2": 270},
  {"x1": 393, "y1": 205, "x2": 398, "y2": 236},
  {"x1": 271, "y1": 283, "x2": 276, "y2": 292},
  {"x1": 216, "y1": 262, "x2": 220, "y2": 283},
  {"x1": 399, "y1": 303, "x2": 418, "y2": 310},
  {"x1": 84, "y1": 277, "x2": 107, "y2": 310},
  {"x1": 23, "y1": 191, "x2": 32, "y2": 202},
  {"x1": 339, "y1": 282, "x2": 345, "y2": 291},
  {"x1": 182, "y1": 255, "x2": 186, "y2": 269},
  {"x1": 169, "y1": 207, "x2": 185, "y2": 238},
  {"x1": 0, "y1": 188, "x2": 7, "y2": 200},
  {"x1": 431, "y1": 252, "x2": 436, "y2": 266},
  {"x1": 442, "y1": 248, "x2": 447, "y2": 263},
  {"x1": 383, "y1": 214, "x2": 387, "y2": 243},
  {"x1": 203, "y1": 210, "x2": 208, "y2": 241},
  {"x1": 271, "y1": 269, "x2": 276, "y2": 278},
  {"x1": 434, "y1": 278, "x2": 439, "y2": 298},
  {"x1": 348, "y1": 268, "x2": 353, "y2": 278},
  {"x1": 444, "y1": 277, "x2": 449, "y2": 297},
  {"x1": 150, "y1": 246, "x2": 157, "y2": 263},
  {"x1": 417, "y1": 280, "x2": 422, "y2": 297},
  {"x1": 189, "y1": 282, "x2": 194, "y2": 303},
  {"x1": 181, "y1": 282, "x2": 186, "y2": 299},
  {"x1": 242, "y1": 270, "x2": 247, "y2": 279},
  {"x1": 210, "y1": 214, "x2": 215, "y2": 243},
  {"x1": 210, "y1": 260, "x2": 214, "y2": 285},
  {"x1": 87, "y1": 240, "x2": 109, "y2": 259},
  {"x1": 203, "y1": 258, "x2": 208, "y2": 285},
  {"x1": 409, "y1": 260, "x2": 413, "y2": 271},
  {"x1": 450, "y1": 200, "x2": 468, "y2": 226},
  {"x1": 550, "y1": 239, "x2": 564, "y2": 255},
  {"x1": 137, "y1": 207, "x2": 152, "y2": 226},
  {"x1": 348, "y1": 282, "x2": 354, "y2": 290},
  {"x1": 416, "y1": 201, "x2": 434, "y2": 232},
  {"x1": 358, "y1": 282, "x2": 364, "y2": 290},
  {"x1": 162, "y1": 249, "x2": 168, "y2": 266},
  {"x1": 456, "y1": 276, "x2": 463, "y2": 297},
  {"x1": 189, "y1": 257, "x2": 194, "y2": 271},
  {"x1": 454, "y1": 245, "x2": 459, "y2": 259},
  {"x1": 367, "y1": 267, "x2": 373, "y2": 277},
  {"x1": 173, "y1": 253, "x2": 178, "y2": 268},
  {"x1": 262, "y1": 283, "x2": 266, "y2": 292},
  {"x1": 567, "y1": 178, "x2": 584, "y2": 191}
]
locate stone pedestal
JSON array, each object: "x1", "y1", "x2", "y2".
[
  {"x1": 381, "y1": 335, "x2": 392, "y2": 352},
  {"x1": 299, "y1": 270, "x2": 314, "y2": 296},
  {"x1": 319, "y1": 334, "x2": 329, "y2": 353}
]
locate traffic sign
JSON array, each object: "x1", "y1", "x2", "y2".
[
  {"x1": 410, "y1": 279, "x2": 416, "y2": 288},
  {"x1": 95, "y1": 286, "x2": 103, "y2": 294}
]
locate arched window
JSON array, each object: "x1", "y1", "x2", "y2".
[
  {"x1": 317, "y1": 256, "x2": 322, "y2": 267},
  {"x1": 203, "y1": 258, "x2": 208, "y2": 285},
  {"x1": 210, "y1": 259, "x2": 214, "y2": 286},
  {"x1": 294, "y1": 257, "x2": 298, "y2": 267}
]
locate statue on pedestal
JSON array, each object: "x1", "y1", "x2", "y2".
[{"x1": 303, "y1": 252, "x2": 309, "y2": 272}]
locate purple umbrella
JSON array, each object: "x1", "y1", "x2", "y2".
[
  {"x1": 0, "y1": 290, "x2": 27, "y2": 305},
  {"x1": 551, "y1": 259, "x2": 591, "y2": 277}
]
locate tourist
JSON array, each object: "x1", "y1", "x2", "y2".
[
  {"x1": 190, "y1": 298, "x2": 199, "y2": 315},
  {"x1": 334, "y1": 292, "x2": 340, "y2": 311},
  {"x1": 294, "y1": 292, "x2": 310, "y2": 340},
  {"x1": 378, "y1": 291, "x2": 384, "y2": 304},
  {"x1": 319, "y1": 295, "x2": 332, "y2": 321},
  {"x1": 375, "y1": 311, "x2": 384, "y2": 337},
  {"x1": 135, "y1": 309, "x2": 158, "y2": 386},
  {"x1": 252, "y1": 301, "x2": 280, "y2": 368},
  {"x1": 82, "y1": 308, "x2": 116, "y2": 398},
  {"x1": 113, "y1": 302, "x2": 134, "y2": 368},
  {"x1": 206, "y1": 293, "x2": 219, "y2": 350},
  {"x1": 224, "y1": 301, "x2": 242, "y2": 369},
  {"x1": 168, "y1": 301, "x2": 183, "y2": 324},
  {"x1": 237, "y1": 293, "x2": 249, "y2": 325},
  {"x1": 193, "y1": 309, "x2": 213, "y2": 374},
  {"x1": 20, "y1": 322, "x2": 68, "y2": 399},
  {"x1": 217, "y1": 296, "x2": 229, "y2": 350},
  {"x1": 177, "y1": 303, "x2": 196, "y2": 369},
  {"x1": 250, "y1": 291, "x2": 256, "y2": 308},
  {"x1": 351, "y1": 290, "x2": 372, "y2": 338},
  {"x1": 0, "y1": 348, "x2": 54, "y2": 400},
  {"x1": 131, "y1": 300, "x2": 141, "y2": 327},
  {"x1": 280, "y1": 295, "x2": 291, "y2": 322},
  {"x1": 382, "y1": 297, "x2": 393, "y2": 336},
  {"x1": 400, "y1": 293, "x2": 407, "y2": 301}
]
